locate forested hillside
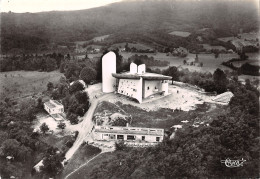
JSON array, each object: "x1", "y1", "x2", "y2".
[{"x1": 1, "y1": 0, "x2": 259, "y2": 53}]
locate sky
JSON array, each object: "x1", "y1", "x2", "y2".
[{"x1": 0, "y1": 0, "x2": 122, "y2": 13}]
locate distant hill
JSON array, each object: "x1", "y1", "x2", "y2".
[{"x1": 1, "y1": 0, "x2": 259, "y2": 54}]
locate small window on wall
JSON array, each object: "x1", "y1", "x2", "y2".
[
  {"x1": 117, "y1": 135, "x2": 124, "y2": 140},
  {"x1": 155, "y1": 86, "x2": 157, "y2": 89},
  {"x1": 147, "y1": 87, "x2": 150, "y2": 90},
  {"x1": 127, "y1": 135, "x2": 135, "y2": 140},
  {"x1": 156, "y1": 137, "x2": 160, "y2": 142},
  {"x1": 142, "y1": 136, "x2": 145, "y2": 141}
]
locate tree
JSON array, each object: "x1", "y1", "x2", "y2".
[
  {"x1": 40, "y1": 122, "x2": 49, "y2": 134},
  {"x1": 75, "y1": 91, "x2": 90, "y2": 104},
  {"x1": 64, "y1": 63, "x2": 81, "y2": 79},
  {"x1": 57, "y1": 122, "x2": 66, "y2": 131},
  {"x1": 213, "y1": 68, "x2": 228, "y2": 93},
  {"x1": 183, "y1": 60, "x2": 187, "y2": 65},
  {"x1": 47, "y1": 82, "x2": 54, "y2": 91},
  {"x1": 125, "y1": 43, "x2": 130, "y2": 52},
  {"x1": 41, "y1": 154, "x2": 64, "y2": 177},
  {"x1": 163, "y1": 66, "x2": 179, "y2": 84},
  {"x1": 214, "y1": 51, "x2": 219, "y2": 58},
  {"x1": 115, "y1": 140, "x2": 126, "y2": 150},
  {"x1": 79, "y1": 67, "x2": 97, "y2": 84},
  {"x1": 45, "y1": 57, "x2": 57, "y2": 72},
  {"x1": 68, "y1": 113, "x2": 78, "y2": 124},
  {"x1": 85, "y1": 52, "x2": 89, "y2": 59},
  {"x1": 37, "y1": 97, "x2": 43, "y2": 109},
  {"x1": 69, "y1": 81, "x2": 84, "y2": 94},
  {"x1": 0, "y1": 139, "x2": 20, "y2": 158}
]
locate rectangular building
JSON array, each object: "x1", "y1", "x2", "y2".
[
  {"x1": 44, "y1": 100, "x2": 64, "y2": 115},
  {"x1": 94, "y1": 125, "x2": 164, "y2": 143}
]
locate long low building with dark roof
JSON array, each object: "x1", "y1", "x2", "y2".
[{"x1": 111, "y1": 63, "x2": 172, "y2": 103}]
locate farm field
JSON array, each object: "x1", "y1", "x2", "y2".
[
  {"x1": 218, "y1": 32, "x2": 259, "y2": 42},
  {"x1": 238, "y1": 75, "x2": 260, "y2": 84},
  {"x1": 121, "y1": 52, "x2": 239, "y2": 73},
  {"x1": 202, "y1": 44, "x2": 226, "y2": 51},
  {"x1": 229, "y1": 52, "x2": 259, "y2": 67},
  {"x1": 169, "y1": 31, "x2": 191, "y2": 37},
  {"x1": 0, "y1": 70, "x2": 64, "y2": 101},
  {"x1": 92, "y1": 34, "x2": 110, "y2": 42}
]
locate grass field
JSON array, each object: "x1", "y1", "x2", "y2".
[
  {"x1": 169, "y1": 31, "x2": 191, "y2": 37},
  {"x1": 66, "y1": 152, "x2": 115, "y2": 179},
  {"x1": 0, "y1": 70, "x2": 64, "y2": 101},
  {"x1": 92, "y1": 35, "x2": 110, "y2": 42},
  {"x1": 218, "y1": 32, "x2": 259, "y2": 42},
  {"x1": 202, "y1": 44, "x2": 226, "y2": 51},
  {"x1": 60, "y1": 144, "x2": 101, "y2": 179}
]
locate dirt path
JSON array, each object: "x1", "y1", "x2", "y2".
[
  {"x1": 64, "y1": 93, "x2": 112, "y2": 161},
  {"x1": 64, "y1": 148, "x2": 114, "y2": 179}
]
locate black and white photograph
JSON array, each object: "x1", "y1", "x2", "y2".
[{"x1": 0, "y1": 0, "x2": 259, "y2": 178}]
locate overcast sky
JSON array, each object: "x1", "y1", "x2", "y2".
[{"x1": 0, "y1": 0, "x2": 122, "y2": 13}]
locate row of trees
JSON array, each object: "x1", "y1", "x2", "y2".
[
  {"x1": 128, "y1": 54, "x2": 169, "y2": 67},
  {"x1": 163, "y1": 67, "x2": 230, "y2": 94},
  {"x1": 0, "y1": 53, "x2": 64, "y2": 72}
]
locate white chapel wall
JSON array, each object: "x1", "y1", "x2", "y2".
[
  {"x1": 117, "y1": 78, "x2": 143, "y2": 103},
  {"x1": 143, "y1": 80, "x2": 161, "y2": 98}
]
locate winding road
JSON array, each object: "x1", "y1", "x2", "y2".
[
  {"x1": 64, "y1": 93, "x2": 112, "y2": 161},
  {"x1": 33, "y1": 88, "x2": 112, "y2": 172}
]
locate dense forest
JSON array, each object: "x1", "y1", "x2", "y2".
[{"x1": 1, "y1": 0, "x2": 259, "y2": 53}]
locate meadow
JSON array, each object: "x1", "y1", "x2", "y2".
[
  {"x1": 92, "y1": 35, "x2": 110, "y2": 42},
  {"x1": 0, "y1": 70, "x2": 64, "y2": 101},
  {"x1": 169, "y1": 31, "x2": 191, "y2": 37},
  {"x1": 202, "y1": 44, "x2": 226, "y2": 51}
]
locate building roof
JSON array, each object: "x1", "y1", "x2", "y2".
[
  {"x1": 112, "y1": 72, "x2": 172, "y2": 80},
  {"x1": 44, "y1": 100, "x2": 63, "y2": 109},
  {"x1": 95, "y1": 126, "x2": 164, "y2": 136},
  {"x1": 44, "y1": 101, "x2": 55, "y2": 108}
]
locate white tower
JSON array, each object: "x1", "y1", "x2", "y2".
[
  {"x1": 138, "y1": 64, "x2": 146, "y2": 74},
  {"x1": 130, "y1": 62, "x2": 137, "y2": 74},
  {"x1": 102, "y1": 51, "x2": 117, "y2": 93}
]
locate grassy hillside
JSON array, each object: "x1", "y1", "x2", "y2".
[
  {"x1": 1, "y1": 0, "x2": 259, "y2": 53},
  {"x1": 0, "y1": 70, "x2": 64, "y2": 100}
]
